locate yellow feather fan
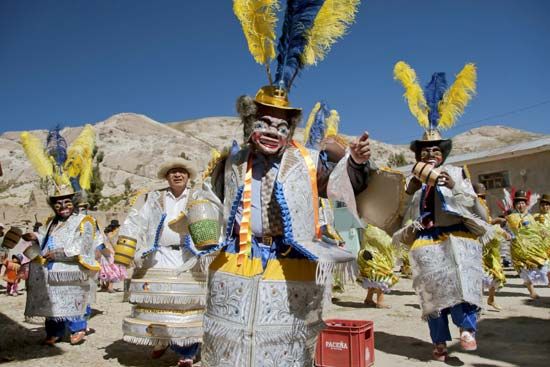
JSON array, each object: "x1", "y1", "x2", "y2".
[
  {"x1": 303, "y1": 101, "x2": 321, "y2": 144},
  {"x1": 393, "y1": 61, "x2": 429, "y2": 128},
  {"x1": 20, "y1": 131, "x2": 53, "y2": 177},
  {"x1": 302, "y1": 0, "x2": 360, "y2": 66},
  {"x1": 64, "y1": 124, "x2": 96, "y2": 190},
  {"x1": 233, "y1": 0, "x2": 279, "y2": 66},
  {"x1": 437, "y1": 63, "x2": 477, "y2": 130}
]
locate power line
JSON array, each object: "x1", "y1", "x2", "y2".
[
  {"x1": 398, "y1": 98, "x2": 550, "y2": 142},
  {"x1": 454, "y1": 98, "x2": 550, "y2": 129}
]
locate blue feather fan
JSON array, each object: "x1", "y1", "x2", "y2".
[
  {"x1": 274, "y1": 0, "x2": 325, "y2": 90},
  {"x1": 423, "y1": 72, "x2": 447, "y2": 129},
  {"x1": 46, "y1": 125, "x2": 68, "y2": 166},
  {"x1": 305, "y1": 101, "x2": 330, "y2": 149}
]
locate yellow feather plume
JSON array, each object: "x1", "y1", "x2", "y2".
[
  {"x1": 324, "y1": 109, "x2": 340, "y2": 137},
  {"x1": 303, "y1": 102, "x2": 321, "y2": 145},
  {"x1": 20, "y1": 131, "x2": 53, "y2": 177},
  {"x1": 393, "y1": 61, "x2": 429, "y2": 128},
  {"x1": 64, "y1": 124, "x2": 95, "y2": 189},
  {"x1": 233, "y1": 0, "x2": 279, "y2": 65},
  {"x1": 437, "y1": 63, "x2": 477, "y2": 130},
  {"x1": 79, "y1": 157, "x2": 93, "y2": 190},
  {"x1": 202, "y1": 147, "x2": 230, "y2": 181},
  {"x1": 49, "y1": 156, "x2": 71, "y2": 187},
  {"x1": 302, "y1": 0, "x2": 360, "y2": 66}
]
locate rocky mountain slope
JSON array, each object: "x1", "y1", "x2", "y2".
[{"x1": 0, "y1": 113, "x2": 544, "y2": 225}]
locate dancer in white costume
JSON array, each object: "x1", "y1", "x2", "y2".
[
  {"x1": 20, "y1": 125, "x2": 99, "y2": 346},
  {"x1": 118, "y1": 158, "x2": 205, "y2": 367}
]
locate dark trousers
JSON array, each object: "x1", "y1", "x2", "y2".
[
  {"x1": 45, "y1": 305, "x2": 92, "y2": 338},
  {"x1": 170, "y1": 343, "x2": 200, "y2": 359}
]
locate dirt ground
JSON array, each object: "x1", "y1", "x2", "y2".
[{"x1": 0, "y1": 270, "x2": 549, "y2": 367}]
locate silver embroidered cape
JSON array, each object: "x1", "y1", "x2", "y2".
[
  {"x1": 25, "y1": 213, "x2": 98, "y2": 320},
  {"x1": 200, "y1": 145, "x2": 357, "y2": 367},
  {"x1": 393, "y1": 165, "x2": 489, "y2": 318}
]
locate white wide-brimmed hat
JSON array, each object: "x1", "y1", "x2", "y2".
[{"x1": 157, "y1": 158, "x2": 197, "y2": 180}]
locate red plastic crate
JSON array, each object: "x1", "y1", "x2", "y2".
[{"x1": 315, "y1": 319, "x2": 374, "y2": 367}]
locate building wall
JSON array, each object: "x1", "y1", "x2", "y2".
[{"x1": 465, "y1": 150, "x2": 550, "y2": 215}]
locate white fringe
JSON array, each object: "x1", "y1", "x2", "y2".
[
  {"x1": 46, "y1": 315, "x2": 83, "y2": 322},
  {"x1": 315, "y1": 261, "x2": 356, "y2": 286},
  {"x1": 129, "y1": 294, "x2": 206, "y2": 306},
  {"x1": 199, "y1": 253, "x2": 217, "y2": 274},
  {"x1": 478, "y1": 225, "x2": 495, "y2": 246},
  {"x1": 123, "y1": 335, "x2": 201, "y2": 348},
  {"x1": 48, "y1": 271, "x2": 89, "y2": 283}
]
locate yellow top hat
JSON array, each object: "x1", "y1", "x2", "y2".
[
  {"x1": 254, "y1": 86, "x2": 301, "y2": 112},
  {"x1": 253, "y1": 85, "x2": 302, "y2": 122}
]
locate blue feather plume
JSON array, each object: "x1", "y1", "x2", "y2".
[
  {"x1": 423, "y1": 72, "x2": 448, "y2": 129},
  {"x1": 305, "y1": 101, "x2": 330, "y2": 149},
  {"x1": 70, "y1": 176, "x2": 81, "y2": 192},
  {"x1": 46, "y1": 125, "x2": 68, "y2": 167},
  {"x1": 231, "y1": 140, "x2": 240, "y2": 155},
  {"x1": 274, "y1": 0, "x2": 325, "y2": 90}
]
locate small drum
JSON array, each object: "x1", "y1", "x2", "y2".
[
  {"x1": 356, "y1": 167, "x2": 406, "y2": 234},
  {"x1": 23, "y1": 243, "x2": 42, "y2": 261},
  {"x1": 412, "y1": 162, "x2": 441, "y2": 186},
  {"x1": 114, "y1": 235, "x2": 137, "y2": 267},
  {"x1": 2, "y1": 227, "x2": 23, "y2": 249},
  {"x1": 187, "y1": 200, "x2": 221, "y2": 249}
]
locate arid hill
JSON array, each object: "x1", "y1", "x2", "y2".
[{"x1": 0, "y1": 113, "x2": 544, "y2": 225}]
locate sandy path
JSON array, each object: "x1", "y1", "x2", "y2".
[{"x1": 1, "y1": 270, "x2": 549, "y2": 366}]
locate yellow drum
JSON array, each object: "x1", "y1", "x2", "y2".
[
  {"x1": 412, "y1": 162, "x2": 441, "y2": 186},
  {"x1": 114, "y1": 235, "x2": 137, "y2": 267},
  {"x1": 2, "y1": 227, "x2": 22, "y2": 249}
]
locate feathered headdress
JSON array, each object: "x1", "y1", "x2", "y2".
[
  {"x1": 234, "y1": 0, "x2": 360, "y2": 114},
  {"x1": 498, "y1": 187, "x2": 540, "y2": 215},
  {"x1": 303, "y1": 101, "x2": 345, "y2": 148},
  {"x1": 20, "y1": 124, "x2": 96, "y2": 197},
  {"x1": 303, "y1": 101, "x2": 348, "y2": 164},
  {"x1": 393, "y1": 61, "x2": 477, "y2": 160}
]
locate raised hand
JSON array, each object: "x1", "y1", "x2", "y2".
[{"x1": 350, "y1": 131, "x2": 371, "y2": 165}]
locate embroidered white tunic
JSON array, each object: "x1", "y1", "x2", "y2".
[
  {"x1": 119, "y1": 188, "x2": 206, "y2": 348},
  {"x1": 25, "y1": 213, "x2": 98, "y2": 320}
]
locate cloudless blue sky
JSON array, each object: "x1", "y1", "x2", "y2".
[{"x1": 1, "y1": 0, "x2": 549, "y2": 143}]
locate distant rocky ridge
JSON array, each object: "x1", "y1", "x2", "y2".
[{"x1": 0, "y1": 113, "x2": 544, "y2": 226}]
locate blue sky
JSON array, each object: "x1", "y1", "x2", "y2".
[{"x1": 1, "y1": 0, "x2": 549, "y2": 144}]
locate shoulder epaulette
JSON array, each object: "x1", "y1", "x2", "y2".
[
  {"x1": 129, "y1": 188, "x2": 150, "y2": 207},
  {"x1": 79, "y1": 215, "x2": 97, "y2": 238}
]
